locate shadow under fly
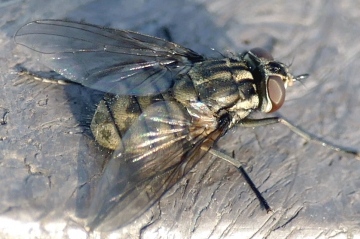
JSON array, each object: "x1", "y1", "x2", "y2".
[{"x1": 14, "y1": 19, "x2": 360, "y2": 231}]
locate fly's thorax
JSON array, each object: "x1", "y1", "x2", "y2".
[
  {"x1": 90, "y1": 93, "x2": 171, "y2": 150},
  {"x1": 175, "y1": 58, "x2": 260, "y2": 124}
]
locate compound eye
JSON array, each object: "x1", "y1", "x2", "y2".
[
  {"x1": 267, "y1": 76, "x2": 285, "y2": 112},
  {"x1": 250, "y1": 48, "x2": 274, "y2": 60}
]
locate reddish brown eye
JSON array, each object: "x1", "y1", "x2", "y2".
[
  {"x1": 250, "y1": 48, "x2": 274, "y2": 60},
  {"x1": 267, "y1": 76, "x2": 285, "y2": 112}
]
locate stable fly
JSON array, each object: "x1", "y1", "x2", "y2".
[{"x1": 14, "y1": 20, "x2": 359, "y2": 231}]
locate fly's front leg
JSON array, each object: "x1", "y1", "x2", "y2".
[
  {"x1": 208, "y1": 148, "x2": 272, "y2": 212},
  {"x1": 240, "y1": 117, "x2": 360, "y2": 159}
]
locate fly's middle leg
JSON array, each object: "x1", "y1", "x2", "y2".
[{"x1": 207, "y1": 148, "x2": 272, "y2": 212}]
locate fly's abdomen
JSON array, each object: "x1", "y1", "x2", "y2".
[{"x1": 90, "y1": 93, "x2": 171, "y2": 150}]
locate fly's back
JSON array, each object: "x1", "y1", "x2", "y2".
[{"x1": 91, "y1": 49, "x2": 299, "y2": 150}]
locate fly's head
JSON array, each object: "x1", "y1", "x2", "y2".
[{"x1": 242, "y1": 48, "x2": 308, "y2": 113}]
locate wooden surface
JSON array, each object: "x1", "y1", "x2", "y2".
[{"x1": 1, "y1": 0, "x2": 360, "y2": 238}]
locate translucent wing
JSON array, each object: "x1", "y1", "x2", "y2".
[
  {"x1": 87, "y1": 101, "x2": 229, "y2": 231},
  {"x1": 14, "y1": 20, "x2": 204, "y2": 95}
]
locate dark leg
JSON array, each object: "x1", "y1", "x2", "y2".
[
  {"x1": 240, "y1": 117, "x2": 360, "y2": 159},
  {"x1": 208, "y1": 149, "x2": 272, "y2": 212}
]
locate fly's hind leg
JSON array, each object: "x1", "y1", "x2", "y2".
[{"x1": 15, "y1": 64, "x2": 70, "y2": 85}]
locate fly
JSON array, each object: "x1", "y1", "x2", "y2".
[{"x1": 14, "y1": 20, "x2": 360, "y2": 231}]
